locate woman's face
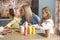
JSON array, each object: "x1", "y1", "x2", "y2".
[
  {"x1": 42, "y1": 10, "x2": 47, "y2": 18},
  {"x1": 20, "y1": 7, "x2": 25, "y2": 17}
]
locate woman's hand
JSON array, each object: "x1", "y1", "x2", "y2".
[{"x1": 40, "y1": 25, "x2": 42, "y2": 27}]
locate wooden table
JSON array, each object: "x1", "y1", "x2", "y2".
[{"x1": 0, "y1": 30, "x2": 60, "y2": 40}]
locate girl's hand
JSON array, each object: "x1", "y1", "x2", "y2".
[
  {"x1": 28, "y1": 23, "x2": 31, "y2": 25},
  {"x1": 4, "y1": 26, "x2": 8, "y2": 29},
  {"x1": 0, "y1": 26, "x2": 4, "y2": 32}
]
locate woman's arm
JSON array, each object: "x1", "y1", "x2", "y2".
[
  {"x1": 34, "y1": 14, "x2": 41, "y2": 24},
  {"x1": 36, "y1": 15, "x2": 41, "y2": 23}
]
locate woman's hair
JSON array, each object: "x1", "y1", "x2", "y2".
[
  {"x1": 23, "y1": 5, "x2": 33, "y2": 22},
  {"x1": 9, "y1": 8, "x2": 15, "y2": 18},
  {"x1": 40, "y1": 7, "x2": 52, "y2": 25}
]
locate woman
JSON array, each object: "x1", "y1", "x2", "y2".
[
  {"x1": 20, "y1": 7, "x2": 26, "y2": 25},
  {"x1": 34, "y1": 7, "x2": 54, "y2": 34},
  {"x1": 20, "y1": 5, "x2": 41, "y2": 25}
]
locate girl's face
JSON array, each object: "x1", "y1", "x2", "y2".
[
  {"x1": 42, "y1": 10, "x2": 47, "y2": 18},
  {"x1": 9, "y1": 14, "x2": 11, "y2": 18},
  {"x1": 9, "y1": 14, "x2": 13, "y2": 19},
  {"x1": 14, "y1": 8, "x2": 21, "y2": 18}
]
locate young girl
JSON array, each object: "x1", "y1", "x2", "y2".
[
  {"x1": 5, "y1": 8, "x2": 21, "y2": 28},
  {"x1": 33, "y1": 7, "x2": 54, "y2": 34}
]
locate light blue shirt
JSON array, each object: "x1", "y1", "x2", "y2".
[
  {"x1": 21, "y1": 14, "x2": 41, "y2": 25},
  {"x1": 30, "y1": 14, "x2": 41, "y2": 24}
]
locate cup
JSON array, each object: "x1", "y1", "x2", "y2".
[
  {"x1": 32, "y1": 27, "x2": 36, "y2": 35},
  {"x1": 45, "y1": 30, "x2": 50, "y2": 38},
  {"x1": 28, "y1": 25, "x2": 32, "y2": 35}
]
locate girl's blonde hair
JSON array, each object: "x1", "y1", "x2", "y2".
[{"x1": 40, "y1": 7, "x2": 52, "y2": 25}]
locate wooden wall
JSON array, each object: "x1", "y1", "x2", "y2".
[{"x1": 55, "y1": 0, "x2": 60, "y2": 35}]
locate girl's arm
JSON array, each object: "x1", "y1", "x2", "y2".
[
  {"x1": 6, "y1": 19, "x2": 17, "y2": 27},
  {"x1": 32, "y1": 20, "x2": 54, "y2": 30},
  {"x1": 40, "y1": 20, "x2": 54, "y2": 30},
  {"x1": 6, "y1": 17, "x2": 21, "y2": 28}
]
